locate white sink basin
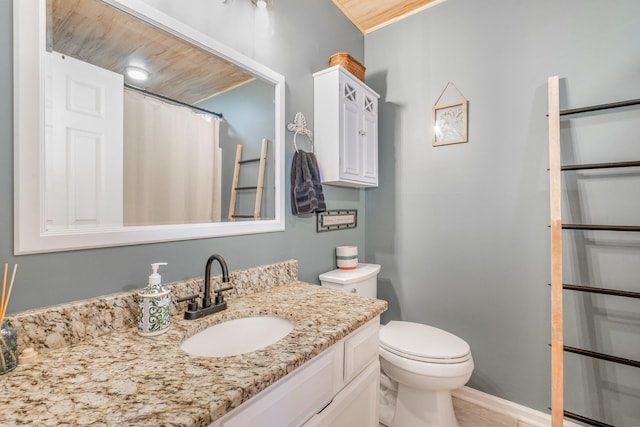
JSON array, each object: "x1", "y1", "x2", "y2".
[{"x1": 181, "y1": 316, "x2": 294, "y2": 357}]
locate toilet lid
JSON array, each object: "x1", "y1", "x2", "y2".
[
  {"x1": 319, "y1": 263, "x2": 381, "y2": 285},
  {"x1": 379, "y1": 321, "x2": 471, "y2": 363}
]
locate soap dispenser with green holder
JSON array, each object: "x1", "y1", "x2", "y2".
[{"x1": 137, "y1": 262, "x2": 171, "y2": 336}]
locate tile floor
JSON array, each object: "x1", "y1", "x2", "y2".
[
  {"x1": 453, "y1": 396, "x2": 519, "y2": 427},
  {"x1": 379, "y1": 396, "x2": 524, "y2": 427}
]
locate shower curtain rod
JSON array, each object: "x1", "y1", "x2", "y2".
[{"x1": 124, "y1": 83, "x2": 223, "y2": 119}]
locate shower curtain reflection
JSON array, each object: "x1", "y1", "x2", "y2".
[{"x1": 123, "y1": 90, "x2": 222, "y2": 226}]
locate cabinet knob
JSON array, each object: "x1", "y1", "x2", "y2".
[
  {"x1": 358, "y1": 130, "x2": 366, "y2": 136},
  {"x1": 350, "y1": 288, "x2": 357, "y2": 293}
]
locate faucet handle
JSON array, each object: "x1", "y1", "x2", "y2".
[
  {"x1": 214, "y1": 285, "x2": 234, "y2": 305},
  {"x1": 176, "y1": 294, "x2": 199, "y2": 311}
]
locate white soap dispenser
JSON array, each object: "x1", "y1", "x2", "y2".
[{"x1": 137, "y1": 262, "x2": 171, "y2": 336}]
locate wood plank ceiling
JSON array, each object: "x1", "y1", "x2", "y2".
[
  {"x1": 332, "y1": 0, "x2": 444, "y2": 34},
  {"x1": 48, "y1": 0, "x2": 254, "y2": 105}
]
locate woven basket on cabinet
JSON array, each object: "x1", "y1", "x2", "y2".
[{"x1": 329, "y1": 52, "x2": 365, "y2": 82}]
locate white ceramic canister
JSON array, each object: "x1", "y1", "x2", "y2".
[
  {"x1": 138, "y1": 262, "x2": 171, "y2": 336},
  {"x1": 336, "y1": 246, "x2": 358, "y2": 269}
]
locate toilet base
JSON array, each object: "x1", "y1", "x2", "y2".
[{"x1": 391, "y1": 384, "x2": 458, "y2": 427}]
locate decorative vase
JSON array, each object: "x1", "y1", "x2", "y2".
[{"x1": 0, "y1": 320, "x2": 18, "y2": 375}]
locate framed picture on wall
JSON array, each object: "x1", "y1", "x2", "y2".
[{"x1": 432, "y1": 99, "x2": 468, "y2": 146}]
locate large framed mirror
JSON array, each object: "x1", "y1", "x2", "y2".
[{"x1": 14, "y1": 0, "x2": 285, "y2": 254}]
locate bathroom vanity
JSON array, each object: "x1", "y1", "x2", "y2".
[
  {"x1": 0, "y1": 261, "x2": 386, "y2": 426},
  {"x1": 211, "y1": 317, "x2": 380, "y2": 427}
]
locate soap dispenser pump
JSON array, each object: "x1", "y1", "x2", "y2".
[{"x1": 137, "y1": 262, "x2": 171, "y2": 336}]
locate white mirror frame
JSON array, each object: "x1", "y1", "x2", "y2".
[{"x1": 13, "y1": 0, "x2": 285, "y2": 255}]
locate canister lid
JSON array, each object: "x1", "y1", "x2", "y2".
[{"x1": 319, "y1": 263, "x2": 380, "y2": 285}]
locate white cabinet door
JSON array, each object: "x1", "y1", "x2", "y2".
[
  {"x1": 343, "y1": 318, "x2": 380, "y2": 384},
  {"x1": 303, "y1": 360, "x2": 380, "y2": 427},
  {"x1": 340, "y1": 84, "x2": 362, "y2": 181},
  {"x1": 360, "y1": 93, "x2": 378, "y2": 184}
]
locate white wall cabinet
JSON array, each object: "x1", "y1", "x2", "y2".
[
  {"x1": 209, "y1": 317, "x2": 380, "y2": 427},
  {"x1": 313, "y1": 66, "x2": 380, "y2": 188}
]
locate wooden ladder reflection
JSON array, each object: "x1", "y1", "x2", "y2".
[{"x1": 228, "y1": 138, "x2": 268, "y2": 221}]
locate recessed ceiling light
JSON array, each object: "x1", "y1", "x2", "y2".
[{"x1": 125, "y1": 66, "x2": 149, "y2": 82}]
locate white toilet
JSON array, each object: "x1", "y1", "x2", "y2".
[{"x1": 320, "y1": 263, "x2": 474, "y2": 427}]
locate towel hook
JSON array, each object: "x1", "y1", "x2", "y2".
[
  {"x1": 293, "y1": 131, "x2": 314, "y2": 153},
  {"x1": 288, "y1": 112, "x2": 314, "y2": 152}
]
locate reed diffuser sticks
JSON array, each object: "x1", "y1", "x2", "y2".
[{"x1": 0, "y1": 263, "x2": 18, "y2": 324}]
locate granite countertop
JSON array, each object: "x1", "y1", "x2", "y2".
[{"x1": 0, "y1": 281, "x2": 387, "y2": 426}]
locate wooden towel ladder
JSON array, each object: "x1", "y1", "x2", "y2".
[
  {"x1": 548, "y1": 76, "x2": 640, "y2": 427},
  {"x1": 228, "y1": 139, "x2": 268, "y2": 221}
]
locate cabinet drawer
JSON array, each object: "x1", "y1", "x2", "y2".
[
  {"x1": 218, "y1": 347, "x2": 339, "y2": 427},
  {"x1": 343, "y1": 318, "x2": 380, "y2": 383}
]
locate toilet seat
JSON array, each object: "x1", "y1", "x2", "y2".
[{"x1": 380, "y1": 321, "x2": 471, "y2": 364}]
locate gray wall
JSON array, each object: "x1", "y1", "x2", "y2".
[
  {"x1": 1, "y1": 0, "x2": 366, "y2": 313},
  {"x1": 364, "y1": 0, "x2": 640, "y2": 424}
]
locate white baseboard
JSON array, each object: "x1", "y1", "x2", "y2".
[{"x1": 452, "y1": 386, "x2": 582, "y2": 427}]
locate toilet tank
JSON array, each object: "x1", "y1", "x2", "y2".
[{"x1": 319, "y1": 263, "x2": 381, "y2": 298}]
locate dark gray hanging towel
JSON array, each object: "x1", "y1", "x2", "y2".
[{"x1": 291, "y1": 150, "x2": 326, "y2": 216}]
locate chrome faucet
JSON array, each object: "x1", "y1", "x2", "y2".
[{"x1": 178, "y1": 254, "x2": 233, "y2": 320}]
